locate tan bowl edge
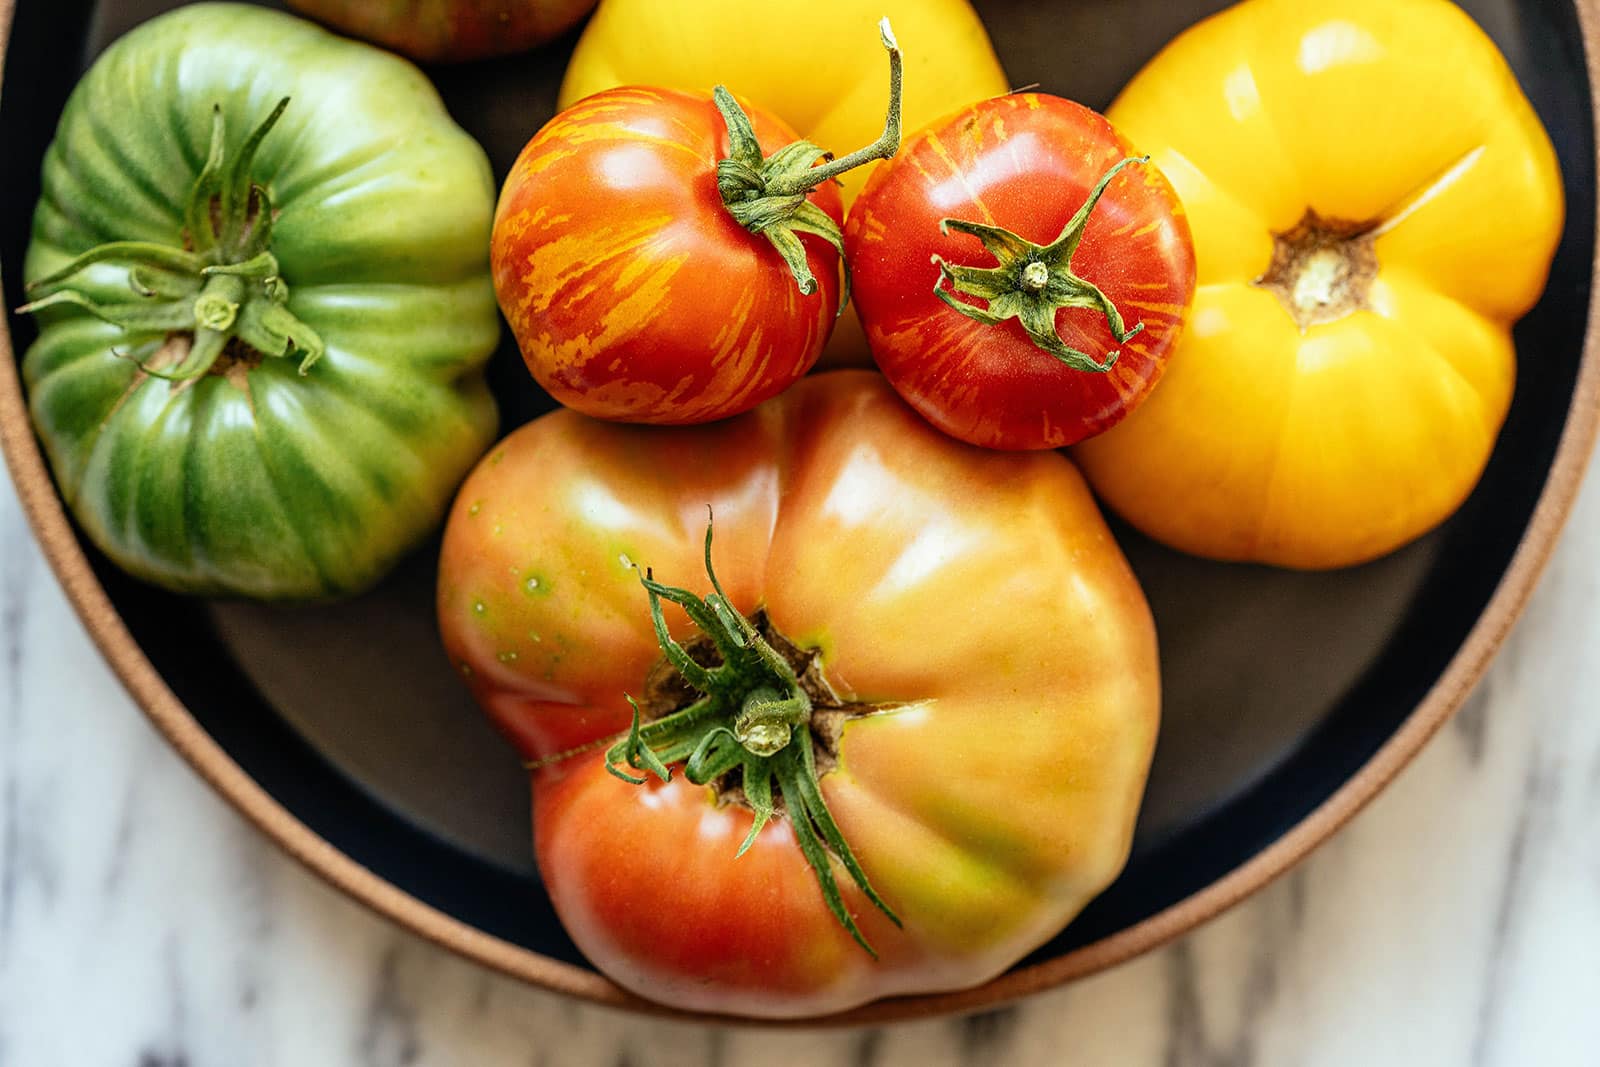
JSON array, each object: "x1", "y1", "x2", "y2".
[{"x1": 2, "y1": 0, "x2": 1598, "y2": 1027}]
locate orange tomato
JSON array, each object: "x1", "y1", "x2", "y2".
[
  {"x1": 491, "y1": 87, "x2": 844, "y2": 425},
  {"x1": 438, "y1": 372, "x2": 1159, "y2": 1017}
]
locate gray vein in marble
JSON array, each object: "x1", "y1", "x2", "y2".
[
  {"x1": 1162, "y1": 940, "x2": 1207, "y2": 1067},
  {"x1": 1454, "y1": 683, "x2": 1492, "y2": 766},
  {"x1": 1470, "y1": 699, "x2": 1566, "y2": 1066},
  {"x1": 701, "y1": 1028, "x2": 728, "y2": 1067},
  {"x1": 1274, "y1": 866, "x2": 1306, "y2": 937},
  {"x1": 359, "y1": 944, "x2": 422, "y2": 1066},
  {"x1": 849, "y1": 1026, "x2": 883, "y2": 1067},
  {"x1": 955, "y1": 1005, "x2": 1019, "y2": 1060},
  {"x1": 100, "y1": 774, "x2": 141, "y2": 900},
  {"x1": 0, "y1": 505, "x2": 29, "y2": 960}
]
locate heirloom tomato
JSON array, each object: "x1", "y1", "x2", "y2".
[
  {"x1": 285, "y1": 0, "x2": 596, "y2": 63},
  {"x1": 845, "y1": 94, "x2": 1196, "y2": 450},
  {"x1": 20, "y1": 4, "x2": 499, "y2": 598},
  {"x1": 1073, "y1": 0, "x2": 1564, "y2": 568},
  {"x1": 438, "y1": 372, "x2": 1159, "y2": 1018},
  {"x1": 558, "y1": 0, "x2": 1012, "y2": 368},
  {"x1": 492, "y1": 25, "x2": 903, "y2": 424},
  {"x1": 558, "y1": 0, "x2": 1009, "y2": 206}
]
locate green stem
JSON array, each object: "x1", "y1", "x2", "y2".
[
  {"x1": 601, "y1": 518, "x2": 899, "y2": 954},
  {"x1": 16, "y1": 99, "x2": 322, "y2": 380},
  {"x1": 714, "y1": 18, "x2": 903, "y2": 301},
  {"x1": 764, "y1": 20, "x2": 902, "y2": 196}
]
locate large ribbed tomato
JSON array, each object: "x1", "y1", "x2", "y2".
[
  {"x1": 437, "y1": 372, "x2": 1159, "y2": 1018},
  {"x1": 491, "y1": 25, "x2": 904, "y2": 425},
  {"x1": 21, "y1": 4, "x2": 498, "y2": 599},
  {"x1": 845, "y1": 94, "x2": 1196, "y2": 450}
]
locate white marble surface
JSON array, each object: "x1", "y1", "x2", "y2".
[{"x1": 1, "y1": 456, "x2": 1598, "y2": 1067}]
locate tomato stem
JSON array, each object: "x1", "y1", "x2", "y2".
[
  {"x1": 16, "y1": 99, "x2": 324, "y2": 380},
  {"x1": 766, "y1": 20, "x2": 903, "y2": 196},
  {"x1": 714, "y1": 18, "x2": 904, "y2": 304},
  {"x1": 932, "y1": 156, "x2": 1150, "y2": 373},
  {"x1": 602, "y1": 518, "x2": 901, "y2": 956}
]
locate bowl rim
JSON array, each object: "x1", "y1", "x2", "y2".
[{"x1": 3, "y1": 0, "x2": 1598, "y2": 1027}]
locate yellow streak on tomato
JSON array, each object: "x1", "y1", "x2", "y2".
[
  {"x1": 512, "y1": 216, "x2": 687, "y2": 378},
  {"x1": 851, "y1": 207, "x2": 889, "y2": 246},
  {"x1": 1123, "y1": 299, "x2": 1187, "y2": 317}
]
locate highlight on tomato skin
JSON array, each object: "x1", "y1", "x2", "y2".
[
  {"x1": 436, "y1": 371, "x2": 1161, "y2": 1018},
  {"x1": 844, "y1": 93, "x2": 1197, "y2": 451}
]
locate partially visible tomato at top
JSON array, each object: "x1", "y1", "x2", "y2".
[
  {"x1": 286, "y1": 0, "x2": 597, "y2": 62},
  {"x1": 845, "y1": 94, "x2": 1196, "y2": 450}
]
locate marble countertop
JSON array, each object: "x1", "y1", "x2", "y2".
[{"x1": 1, "y1": 458, "x2": 1597, "y2": 1067}]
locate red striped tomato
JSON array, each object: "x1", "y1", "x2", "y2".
[
  {"x1": 492, "y1": 87, "x2": 841, "y2": 424},
  {"x1": 493, "y1": 15, "x2": 908, "y2": 427},
  {"x1": 844, "y1": 94, "x2": 1196, "y2": 450}
]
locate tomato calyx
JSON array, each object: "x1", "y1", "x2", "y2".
[
  {"x1": 18, "y1": 99, "x2": 325, "y2": 382},
  {"x1": 601, "y1": 520, "x2": 900, "y2": 956},
  {"x1": 932, "y1": 156, "x2": 1150, "y2": 373},
  {"x1": 714, "y1": 18, "x2": 904, "y2": 305}
]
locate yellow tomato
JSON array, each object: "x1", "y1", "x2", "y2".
[
  {"x1": 557, "y1": 0, "x2": 1009, "y2": 206},
  {"x1": 1073, "y1": 0, "x2": 1563, "y2": 569}
]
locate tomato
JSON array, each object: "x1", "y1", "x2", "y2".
[
  {"x1": 438, "y1": 371, "x2": 1159, "y2": 1018},
  {"x1": 1073, "y1": 0, "x2": 1563, "y2": 568},
  {"x1": 492, "y1": 24, "x2": 902, "y2": 425},
  {"x1": 558, "y1": 0, "x2": 1009, "y2": 207},
  {"x1": 284, "y1": 0, "x2": 596, "y2": 62},
  {"x1": 844, "y1": 95, "x2": 1196, "y2": 451},
  {"x1": 557, "y1": 0, "x2": 1013, "y2": 370},
  {"x1": 20, "y1": 4, "x2": 499, "y2": 598}
]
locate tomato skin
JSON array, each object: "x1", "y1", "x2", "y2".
[
  {"x1": 844, "y1": 94, "x2": 1196, "y2": 450},
  {"x1": 438, "y1": 371, "x2": 1159, "y2": 1017},
  {"x1": 491, "y1": 88, "x2": 843, "y2": 426},
  {"x1": 285, "y1": 0, "x2": 596, "y2": 62}
]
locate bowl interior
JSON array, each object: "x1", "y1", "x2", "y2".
[{"x1": 1, "y1": 0, "x2": 1593, "y2": 990}]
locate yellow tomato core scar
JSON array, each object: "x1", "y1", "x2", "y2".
[{"x1": 1254, "y1": 210, "x2": 1378, "y2": 332}]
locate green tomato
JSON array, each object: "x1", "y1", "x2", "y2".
[{"x1": 21, "y1": 3, "x2": 499, "y2": 599}]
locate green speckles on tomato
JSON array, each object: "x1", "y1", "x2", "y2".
[
  {"x1": 490, "y1": 449, "x2": 507, "y2": 465},
  {"x1": 472, "y1": 599, "x2": 488, "y2": 617},
  {"x1": 497, "y1": 650, "x2": 520, "y2": 664},
  {"x1": 468, "y1": 500, "x2": 483, "y2": 517},
  {"x1": 521, "y1": 571, "x2": 551, "y2": 597},
  {"x1": 458, "y1": 662, "x2": 474, "y2": 678}
]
